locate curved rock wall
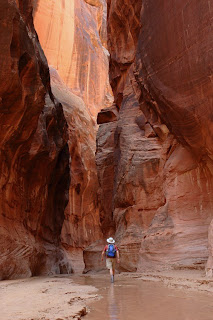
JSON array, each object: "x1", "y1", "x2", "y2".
[
  {"x1": 3, "y1": 0, "x2": 212, "y2": 277},
  {"x1": 0, "y1": 0, "x2": 70, "y2": 279},
  {"x1": 34, "y1": 0, "x2": 112, "y2": 118},
  {"x1": 50, "y1": 68, "x2": 103, "y2": 272},
  {"x1": 96, "y1": 0, "x2": 213, "y2": 271},
  {"x1": 34, "y1": 0, "x2": 112, "y2": 271}
]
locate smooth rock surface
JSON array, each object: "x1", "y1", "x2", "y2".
[
  {"x1": 34, "y1": 0, "x2": 113, "y2": 118},
  {"x1": 34, "y1": 0, "x2": 114, "y2": 270},
  {"x1": 50, "y1": 68, "x2": 103, "y2": 263},
  {"x1": 95, "y1": 0, "x2": 213, "y2": 271},
  {"x1": 0, "y1": 0, "x2": 70, "y2": 279},
  {"x1": 83, "y1": 240, "x2": 106, "y2": 272}
]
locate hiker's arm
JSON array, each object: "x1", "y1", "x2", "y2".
[
  {"x1": 116, "y1": 250, "x2": 120, "y2": 263},
  {"x1": 101, "y1": 250, "x2": 105, "y2": 261}
]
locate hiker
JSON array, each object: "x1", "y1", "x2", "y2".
[{"x1": 101, "y1": 237, "x2": 120, "y2": 283}]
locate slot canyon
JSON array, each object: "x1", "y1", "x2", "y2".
[{"x1": 0, "y1": 0, "x2": 213, "y2": 284}]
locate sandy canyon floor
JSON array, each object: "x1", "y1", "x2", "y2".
[{"x1": 1, "y1": 270, "x2": 213, "y2": 320}]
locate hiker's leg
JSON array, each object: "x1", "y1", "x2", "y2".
[
  {"x1": 110, "y1": 268, "x2": 114, "y2": 283},
  {"x1": 112, "y1": 258, "x2": 116, "y2": 275},
  {"x1": 106, "y1": 259, "x2": 115, "y2": 282},
  {"x1": 112, "y1": 267, "x2": 115, "y2": 275},
  {"x1": 107, "y1": 259, "x2": 113, "y2": 275},
  {"x1": 111, "y1": 259, "x2": 116, "y2": 282}
]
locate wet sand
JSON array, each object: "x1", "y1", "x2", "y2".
[
  {"x1": 0, "y1": 275, "x2": 99, "y2": 320},
  {"x1": 124, "y1": 269, "x2": 213, "y2": 294},
  {"x1": 1, "y1": 271, "x2": 213, "y2": 319}
]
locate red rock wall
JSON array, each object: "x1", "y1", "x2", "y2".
[
  {"x1": 50, "y1": 68, "x2": 103, "y2": 272},
  {"x1": 34, "y1": 0, "x2": 112, "y2": 118},
  {"x1": 0, "y1": 0, "x2": 70, "y2": 279},
  {"x1": 34, "y1": 0, "x2": 111, "y2": 271},
  {"x1": 96, "y1": 0, "x2": 213, "y2": 271}
]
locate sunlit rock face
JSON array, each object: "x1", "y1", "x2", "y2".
[
  {"x1": 0, "y1": 0, "x2": 70, "y2": 279},
  {"x1": 34, "y1": 0, "x2": 111, "y2": 271},
  {"x1": 49, "y1": 68, "x2": 103, "y2": 273},
  {"x1": 96, "y1": 0, "x2": 213, "y2": 271},
  {"x1": 34, "y1": 0, "x2": 112, "y2": 118}
]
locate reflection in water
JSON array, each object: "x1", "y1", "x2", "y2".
[
  {"x1": 108, "y1": 285, "x2": 119, "y2": 320},
  {"x1": 79, "y1": 276, "x2": 213, "y2": 320}
]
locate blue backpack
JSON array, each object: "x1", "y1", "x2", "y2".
[{"x1": 106, "y1": 244, "x2": 116, "y2": 257}]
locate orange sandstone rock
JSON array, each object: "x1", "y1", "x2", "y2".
[
  {"x1": 95, "y1": 0, "x2": 213, "y2": 271},
  {"x1": 34, "y1": 0, "x2": 112, "y2": 118},
  {"x1": 34, "y1": 0, "x2": 112, "y2": 270},
  {"x1": 49, "y1": 67, "x2": 103, "y2": 271},
  {"x1": 0, "y1": 0, "x2": 70, "y2": 279}
]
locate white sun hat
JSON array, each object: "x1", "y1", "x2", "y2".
[{"x1": 107, "y1": 237, "x2": 115, "y2": 244}]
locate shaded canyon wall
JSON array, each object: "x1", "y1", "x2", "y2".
[
  {"x1": 0, "y1": 0, "x2": 111, "y2": 278},
  {"x1": 96, "y1": 0, "x2": 213, "y2": 271},
  {"x1": 0, "y1": 0, "x2": 70, "y2": 279}
]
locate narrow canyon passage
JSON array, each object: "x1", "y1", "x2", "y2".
[
  {"x1": 0, "y1": 4, "x2": 213, "y2": 320},
  {"x1": 1, "y1": 0, "x2": 213, "y2": 317}
]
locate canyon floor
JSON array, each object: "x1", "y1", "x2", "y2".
[
  {"x1": 1, "y1": 270, "x2": 213, "y2": 320},
  {"x1": 1, "y1": 275, "x2": 99, "y2": 320}
]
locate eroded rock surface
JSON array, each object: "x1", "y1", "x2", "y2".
[
  {"x1": 95, "y1": 0, "x2": 213, "y2": 271},
  {"x1": 34, "y1": 0, "x2": 112, "y2": 118},
  {"x1": 34, "y1": 0, "x2": 112, "y2": 270},
  {"x1": 50, "y1": 68, "x2": 103, "y2": 273},
  {"x1": 0, "y1": 0, "x2": 70, "y2": 279}
]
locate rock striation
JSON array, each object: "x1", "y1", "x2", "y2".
[
  {"x1": 0, "y1": 0, "x2": 70, "y2": 279},
  {"x1": 34, "y1": 0, "x2": 112, "y2": 118},
  {"x1": 95, "y1": 0, "x2": 213, "y2": 271},
  {"x1": 2, "y1": 0, "x2": 212, "y2": 278},
  {"x1": 50, "y1": 67, "x2": 103, "y2": 273},
  {"x1": 34, "y1": 0, "x2": 112, "y2": 271}
]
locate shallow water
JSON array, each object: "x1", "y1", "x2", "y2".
[{"x1": 76, "y1": 275, "x2": 213, "y2": 320}]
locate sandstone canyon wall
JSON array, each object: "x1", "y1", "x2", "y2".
[
  {"x1": 96, "y1": 0, "x2": 213, "y2": 271},
  {"x1": 34, "y1": 0, "x2": 112, "y2": 271},
  {"x1": 50, "y1": 68, "x2": 103, "y2": 272},
  {"x1": 34, "y1": 0, "x2": 112, "y2": 118},
  {"x1": 2, "y1": 0, "x2": 212, "y2": 279},
  {"x1": 0, "y1": 0, "x2": 70, "y2": 279}
]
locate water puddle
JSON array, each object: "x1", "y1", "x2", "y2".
[{"x1": 75, "y1": 275, "x2": 213, "y2": 320}]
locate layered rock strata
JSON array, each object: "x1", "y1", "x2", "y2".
[
  {"x1": 34, "y1": 0, "x2": 112, "y2": 118},
  {"x1": 34, "y1": 0, "x2": 113, "y2": 271},
  {"x1": 0, "y1": 0, "x2": 70, "y2": 279},
  {"x1": 96, "y1": 0, "x2": 213, "y2": 271},
  {"x1": 50, "y1": 68, "x2": 103, "y2": 272}
]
